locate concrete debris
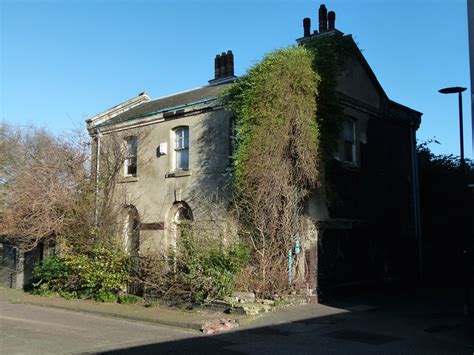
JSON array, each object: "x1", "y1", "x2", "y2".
[
  {"x1": 201, "y1": 318, "x2": 239, "y2": 334},
  {"x1": 232, "y1": 291, "x2": 256, "y2": 303}
]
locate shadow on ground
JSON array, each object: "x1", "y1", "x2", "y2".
[{"x1": 98, "y1": 286, "x2": 474, "y2": 355}]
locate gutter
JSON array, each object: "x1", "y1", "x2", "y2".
[
  {"x1": 94, "y1": 129, "x2": 102, "y2": 227},
  {"x1": 410, "y1": 122, "x2": 423, "y2": 277},
  {"x1": 94, "y1": 96, "x2": 220, "y2": 130}
]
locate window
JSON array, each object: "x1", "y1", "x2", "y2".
[
  {"x1": 125, "y1": 137, "x2": 137, "y2": 176},
  {"x1": 173, "y1": 127, "x2": 189, "y2": 171},
  {"x1": 343, "y1": 119, "x2": 356, "y2": 164},
  {"x1": 125, "y1": 206, "x2": 140, "y2": 256}
]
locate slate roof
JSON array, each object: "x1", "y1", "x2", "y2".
[{"x1": 106, "y1": 83, "x2": 233, "y2": 126}]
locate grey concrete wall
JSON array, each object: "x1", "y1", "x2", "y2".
[{"x1": 97, "y1": 104, "x2": 233, "y2": 255}]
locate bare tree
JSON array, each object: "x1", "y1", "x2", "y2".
[
  {"x1": 0, "y1": 122, "x2": 92, "y2": 251},
  {"x1": 92, "y1": 127, "x2": 151, "y2": 249}
]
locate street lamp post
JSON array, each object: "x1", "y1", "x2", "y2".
[
  {"x1": 438, "y1": 86, "x2": 469, "y2": 316},
  {"x1": 438, "y1": 87, "x2": 467, "y2": 173}
]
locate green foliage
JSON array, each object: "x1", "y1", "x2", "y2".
[
  {"x1": 33, "y1": 256, "x2": 70, "y2": 292},
  {"x1": 63, "y1": 245, "x2": 130, "y2": 295},
  {"x1": 304, "y1": 36, "x2": 349, "y2": 159},
  {"x1": 417, "y1": 140, "x2": 474, "y2": 279},
  {"x1": 223, "y1": 46, "x2": 326, "y2": 294},
  {"x1": 224, "y1": 46, "x2": 320, "y2": 191},
  {"x1": 32, "y1": 245, "x2": 130, "y2": 301},
  {"x1": 118, "y1": 294, "x2": 141, "y2": 304},
  {"x1": 31, "y1": 283, "x2": 56, "y2": 297},
  {"x1": 58, "y1": 290, "x2": 79, "y2": 300},
  {"x1": 173, "y1": 226, "x2": 251, "y2": 304},
  {"x1": 144, "y1": 300, "x2": 159, "y2": 308},
  {"x1": 95, "y1": 291, "x2": 118, "y2": 303}
]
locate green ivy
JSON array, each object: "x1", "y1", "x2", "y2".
[
  {"x1": 224, "y1": 46, "x2": 320, "y2": 192},
  {"x1": 304, "y1": 35, "x2": 349, "y2": 160}
]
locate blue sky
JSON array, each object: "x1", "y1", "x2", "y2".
[{"x1": 1, "y1": 0, "x2": 471, "y2": 158}]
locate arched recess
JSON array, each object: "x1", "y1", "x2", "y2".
[
  {"x1": 168, "y1": 201, "x2": 193, "y2": 252},
  {"x1": 124, "y1": 205, "x2": 140, "y2": 256}
]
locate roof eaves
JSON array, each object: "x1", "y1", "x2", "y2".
[{"x1": 95, "y1": 96, "x2": 220, "y2": 129}]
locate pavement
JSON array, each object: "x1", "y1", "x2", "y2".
[
  {"x1": 0, "y1": 287, "x2": 250, "y2": 331},
  {"x1": 1, "y1": 300, "x2": 197, "y2": 354},
  {"x1": 1, "y1": 285, "x2": 473, "y2": 354}
]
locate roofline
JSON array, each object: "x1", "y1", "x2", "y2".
[
  {"x1": 145, "y1": 86, "x2": 207, "y2": 104},
  {"x1": 344, "y1": 35, "x2": 389, "y2": 102},
  {"x1": 388, "y1": 99, "x2": 423, "y2": 116},
  {"x1": 94, "y1": 95, "x2": 221, "y2": 129},
  {"x1": 86, "y1": 92, "x2": 151, "y2": 124}
]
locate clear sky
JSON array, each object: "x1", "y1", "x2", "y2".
[{"x1": 1, "y1": 0, "x2": 471, "y2": 158}]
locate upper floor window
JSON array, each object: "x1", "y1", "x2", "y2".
[
  {"x1": 173, "y1": 127, "x2": 189, "y2": 171},
  {"x1": 343, "y1": 119, "x2": 356, "y2": 164},
  {"x1": 125, "y1": 136, "x2": 137, "y2": 176}
]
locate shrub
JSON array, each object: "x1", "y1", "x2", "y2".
[
  {"x1": 31, "y1": 283, "x2": 56, "y2": 297},
  {"x1": 174, "y1": 229, "x2": 250, "y2": 304},
  {"x1": 63, "y1": 245, "x2": 129, "y2": 295},
  {"x1": 118, "y1": 294, "x2": 141, "y2": 304},
  {"x1": 95, "y1": 291, "x2": 118, "y2": 303},
  {"x1": 144, "y1": 300, "x2": 159, "y2": 308},
  {"x1": 32, "y1": 244, "x2": 130, "y2": 301},
  {"x1": 59, "y1": 290, "x2": 79, "y2": 300},
  {"x1": 33, "y1": 256, "x2": 70, "y2": 292}
]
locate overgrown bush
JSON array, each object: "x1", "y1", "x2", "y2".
[
  {"x1": 118, "y1": 294, "x2": 141, "y2": 304},
  {"x1": 223, "y1": 46, "x2": 320, "y2": 295},
  {"x1": 176, "y1": 228, "x2": 250, "y2": 304},
  {"x1": 32, "y1": 244, "x2": 130, "y2": 301},
  {"x1": 33, "y1": 256, "x2": 70, "y2": 292},
  {"x1": 63, "y1": 245, "x2": 130, "y2": 296},
  {"x1": 136, "y1": 225, "x2": 250, "y2": 305}
]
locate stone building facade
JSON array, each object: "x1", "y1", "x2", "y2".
[{"x1": 87, "y1": 4, "x2": 422, "y2": 301}]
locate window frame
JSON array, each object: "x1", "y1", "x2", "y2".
[
  {"x1": 342, "y1": 118, "x2": 357, "y2": 165},
  {"x1": 173, "y1": 126, "x2": 189, "y2": 172},
  {"x1": 124, "y1": 136, "x2": 138, "y2": 177}
]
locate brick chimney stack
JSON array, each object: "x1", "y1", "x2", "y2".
[
  {"x1": 209, "y1": 50, "x2": 236, "y2": 84},
  {"x1": 319, "y1": 4, "x2": 328, "y2": 33},
  {"x1": 226, "y1": 50, "x2": 234, "y2": 77},
  {"x1": 303, "y1": 17, "x2": 311, "y2": 37},
  {"x1": 328, "y1": 11, "x2": 336, "y2": 31},
  {"x1": 214, "y1": 55, "x2": 221, "y2": 79}
]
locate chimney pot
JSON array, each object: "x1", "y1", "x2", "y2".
[
  {"x1": 319, "y1": 4, "x2": 328, "y2": 33},
  {"x1": 328, "y1": 11, "x2": 336, "y2": 31},
  {"x1": 303, "y1": 17, "x2": 311, "y2": 37}
]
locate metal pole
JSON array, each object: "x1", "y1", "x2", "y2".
[
  {"x1": 458, "y1": 92, "x2": 465, "y2": 174},
  {"x1": 95, "y1": 131, "x2": 102, "y2": 228},
  {"x1": 458, "y1": 91, "x2": 470, "y2": 317}
]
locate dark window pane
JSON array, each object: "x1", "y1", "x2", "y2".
[{"x1": 344, "y1": 141, "x2": 354, "y2": 163}]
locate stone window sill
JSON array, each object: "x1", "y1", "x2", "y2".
[
  {"x1": 118, "y1": 176, "x2": 139, "y2": 183},
  {"x1": 165, "y1": 170, "x2": 191, "y2": 178},
  {"x1": 342, "y1": 162, "x2": 359, "y2": 171}
]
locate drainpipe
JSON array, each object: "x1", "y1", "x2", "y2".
[
  {"x1": 95, "y1": 129, "x2": 102, "y2": 227},
  {"x1": 410, "y1": 122, "x2": 423, "y2": 277}
]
